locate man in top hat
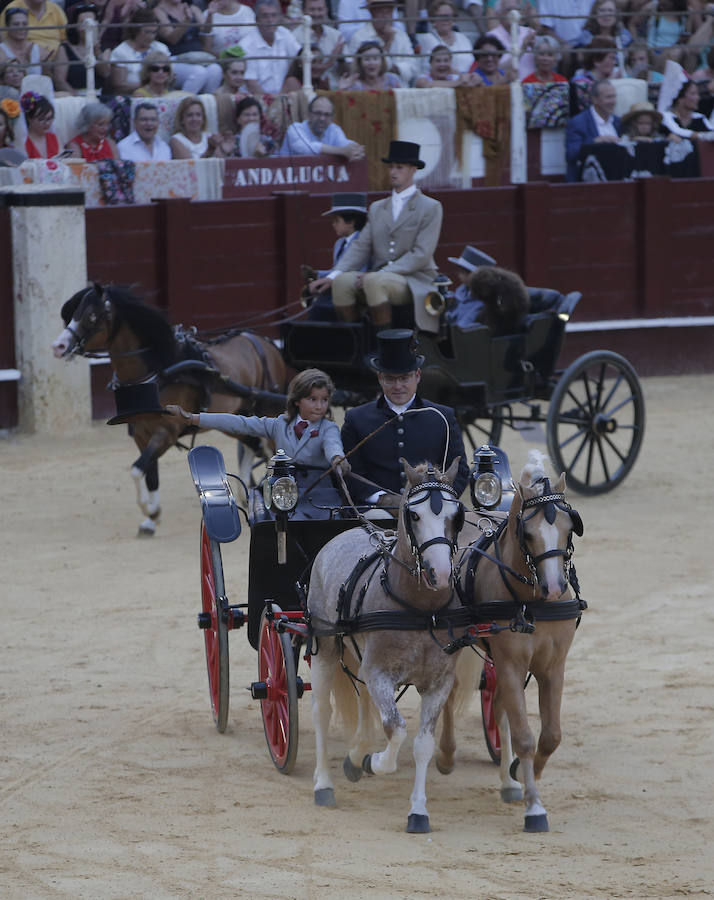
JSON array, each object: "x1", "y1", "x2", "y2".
[
  {"x1": 341, "y1": 329, "x2": 469, "y2": 504},
  {"x1": 304, "y1": 192, "x2": 369, "y2": 321},
  {"x1": 346, "y1": 0, "x2": 417, "y2": 85},
  {"x1": 309, "y1": 140, "x2": 443, "y2": 334},
  {"x1": 445, "y1": 245, "x2": 497, "y2": 328}
]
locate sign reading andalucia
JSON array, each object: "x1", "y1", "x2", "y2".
[{"x1": 223, "y1": 155, "x2": 368, "y2": 197}]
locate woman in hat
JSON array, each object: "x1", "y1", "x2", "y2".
[
  {"x1": 338, "y1": 40, "x2": 403, "y2": 90},
  {"x1": 620, "y1": 101, "x2": 664, "y2": 141},
  {"x1": 661, "y1": 79, "x2": 714, "y2": 140}
]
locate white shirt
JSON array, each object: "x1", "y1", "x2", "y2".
[
  {"x1": 111, "y1": 39, "x2": 170, "y2": 91},
  {"x1": 538, "y1": 0, "x2": 591, "y2": 45},
  {"x1": 305, "y1": 21, "x2": 343, "y2": 89},
  {"x1": 385, "y1": 395, "x2": 415, "y2": 415},
  {"x1": 391, "y1": 183, "x2": 416, "y2": 221},
  {"x1": 118, "y1": 130, "x2": 172, "y2": 161},
  {"x1": 239, "y1": 26, "x2": 301, "y2": 93},
  {"x1": 208, "y1": 5, "x2": 256, "y2": 54},
  {"x1": 336, "y1": 0, "x2": 403, "y2": 42},
  {"x1": 591, "y1": 107, "x2": 619, "y2": 139}
]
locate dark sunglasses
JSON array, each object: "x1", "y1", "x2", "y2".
[{"x1": 149, "y1": 64, "x2": 171, "y2": 73}]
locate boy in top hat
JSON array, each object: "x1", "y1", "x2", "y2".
[
  {"x1": 341, "y1": 329, "x2": 469, "y2": 504},
  {"x1": 444, "y1": 244, "x2": 497, "y2": 328},
  {"x1": 309, "y1": 140, "x2": 443, "y2": 335},
  {"x1": 303, "y1": 192, "x2": 368, "y2": 321}
]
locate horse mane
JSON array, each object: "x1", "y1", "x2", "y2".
[
  {"x1": 105, "y1": 284, "x2": 177, "y2": 369},
  {"x1": 408, "y1": 462, "x2": 448, "y2": 484},
  {"x1": 519, "y1": 450, "x2": 550, "y2": 490}
]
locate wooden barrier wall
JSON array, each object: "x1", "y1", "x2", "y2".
[{"x1": 2, "y1": 179, "x2": 713, "y2": 427}]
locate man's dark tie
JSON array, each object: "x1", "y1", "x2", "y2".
[
  {"x1": 294, "y1": 420, "x2": 308, "y2": 440},
  {"x1": 335, "y1": 238, "x2": 347, "y2": 261}
]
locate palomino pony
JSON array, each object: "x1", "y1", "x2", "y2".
[
  {"x1": 51, "y1": 284, "x2": 287, "y2": 535},
  {"x1": 307, "y1": 458, "x2": 466, "y2": 834},
  {"x1": 439, "y1": 450, "x2": 584, "y2": 833}
]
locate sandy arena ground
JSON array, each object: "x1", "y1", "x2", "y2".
[{"x1": 1, "y1": 373, "x2": 713, "y2": 900}]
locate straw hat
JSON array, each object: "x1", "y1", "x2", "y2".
[{"x1": 621, "y1": 101, "x2": 663, "y2": 130}]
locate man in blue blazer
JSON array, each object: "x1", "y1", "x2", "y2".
[
  {"x1": 566, "y1": 81, "x2": 621, "y2": 182},
  {"x1": 341, "y1": 330, "x2": 469, "y2": 504}
]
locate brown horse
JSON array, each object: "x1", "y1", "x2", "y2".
[
  {"x1": 51, "y1": 284, "x2": 287, "y2": 535},
  {"x1": 438, "y1": 450, "x2": 584, "y2": 833}
]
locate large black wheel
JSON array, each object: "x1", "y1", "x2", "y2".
[
  {"x1": 257, "y1": 604, "x2": 299, "y2": 774},
  {"x1": 479, "y1": 658, "x2": 501, "y2": 765},
  {"x1": 199, "y1": 521, "x2": 230, "y2": 732},
  {"x1": 546, "y1": 351, "x2": 645, "y2": 495}
]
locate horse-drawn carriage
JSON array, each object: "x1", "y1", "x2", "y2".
[
  {"x1": 190, "y1": 437, "x2": 585, "y2": 833},
  {"x1": 283, "y1": 284, "x2": 645, "y2": 496}
]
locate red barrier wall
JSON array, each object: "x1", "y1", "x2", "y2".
[{"x1": 2, "y1": 179, "x2": 713, "y2": 428}]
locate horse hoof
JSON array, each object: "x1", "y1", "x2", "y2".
[
  {"x1": 137, "y1": 522, "x2": 155, "y2": 537},
  {"x1": 524, "y1": 813, "x2": 549, "y2": 833},
  {"x1": 509, "y1": 757, "x2": 520, "y2": 780},
  {"x1": 343, "y1": 755, "x2": 363, "y2": 783},
  {"x1": 500, "y1": 786, "x2": 523, "y2": 804},
  {"x1": 361, "y1": 754, "x2": 374, "y2": 775},
  {"x1": 435, "y1": 758, "x2": 454, "y2": 775},
  {"x1": 406, "y1": 814, "x2": 430, "y2": 834},
  {"x1": 314, "y1": 788, "x2": 336, "y2": 807}
]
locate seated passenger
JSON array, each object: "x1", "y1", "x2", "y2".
[
  {"x1": 444, "y1": 244, "x2": 497, "y2": 328},
  {"x1": 303, "y1": 192, "x2": 368, "y2": 322},
  {"x1": 467, "y1": 265, "x2": 531, "y2": 335},
  {"x1": 565, "y1": 79, "x2": 621, "y2": 181},
  {"x1": 165, "y1": 367, "x2": 351, "y2": 482},
  {"x1": 338, "y1": 39, "x2": 404, "y2": 90},
  {"x1": 279, "y1": 95, "x2": 365, "y2": 161}
]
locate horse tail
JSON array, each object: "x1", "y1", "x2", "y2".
[
  {"x1": 450, "y1": 648, "x2": 482, "y2": 716},
  {"x1": 331, "y1": 643, "x2": 381, "y2": 747}
]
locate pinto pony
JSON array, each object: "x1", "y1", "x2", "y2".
[
  {"x1": 307, "y1": 459, "x2": 465, "y2": 834},
  {"x1": 440, "y1": 449, "x2": 585, "y2": 833},
  {"x1": 52, "y1": 284, "x2": 287, "y2": 535}
]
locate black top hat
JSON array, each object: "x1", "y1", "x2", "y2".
[
  {"x1": 381, "y1": 140, "x2": 425, "y2": 169},
  {"x1": 107, "y1": 381, "x2": 172, "y2": 426},
  {"x1": 321, "y1": 192, "x2": 368, "y2": 216},
  {"x1": 447, "y1": 245, "x2": 497, "y2": 272},
  {"x1": 368, "y1": 329, "x2": 425, "y2": 373}
]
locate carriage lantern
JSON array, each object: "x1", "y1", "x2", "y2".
[
  {"x1": 263, "y1": 449, "x2": 298, "y2": 565},
  {"x1": 424, "y1": 273, "x2": 453, "y2": 317},
  {"x1": 470, "y1": 445, "x2": 502, "y2": 510}
]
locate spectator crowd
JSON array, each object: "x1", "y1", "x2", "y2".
[{"x1": 2, "y1": 0, "x2": 714, "y2": 181}]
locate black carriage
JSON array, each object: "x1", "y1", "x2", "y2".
[
  {"x1": 281, "y1": 286, "x2": 646, "y2": 496},
  {"x1": 189, "y1": 440, "x2": 525, "y2": 772}
]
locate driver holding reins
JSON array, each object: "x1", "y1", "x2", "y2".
[{"x1": 341, "y1": 329, "x2": 469, "y2": 508}]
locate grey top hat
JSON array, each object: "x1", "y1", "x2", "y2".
[
  {"x1": 447, "y1": 245, "x2": 497, "y2": 272},
  {"x1": 321, "y1": 192, "x2": 368, "y2": 216},
  {"x1": 368, "y1": 329, "x2": 425, "y2": 373}
]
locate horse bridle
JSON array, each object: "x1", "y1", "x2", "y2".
[
  {"x1": 516, "y1": 477, "x2": 583, "y2": 589},
  {"x1": 401, "y1": 467, "x2": 465, "y2": 581}
]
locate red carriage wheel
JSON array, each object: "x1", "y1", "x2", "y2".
[
  {"x1": 480, "y1": 657, "x2": 501, "y2": 765},
  {"x1": 257, "y1": 604, "x2": 298, "y2": 774},
  {"x1": 199, "y1": 520, "x2": 229, "y2": 733}
]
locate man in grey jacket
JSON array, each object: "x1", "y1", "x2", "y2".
[{"x1": 309, "y1": 140, "x2": 443, "y2": 333}]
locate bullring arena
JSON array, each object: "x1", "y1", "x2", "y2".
[{"x1": 1, "y1": 371, "x2": 712, "y2": 899}]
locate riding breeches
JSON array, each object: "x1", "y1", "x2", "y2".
[{"x1": 332, "y1": 271, "x2": 412, "y2": 310}]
